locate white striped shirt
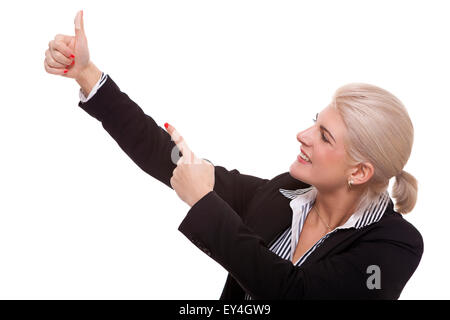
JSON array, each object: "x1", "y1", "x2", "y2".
[{"x1": 244, "y1": 187, "x2": 391, "y2": 300}]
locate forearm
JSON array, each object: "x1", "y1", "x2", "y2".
[
  {"x1": 178, "y1": 191, "x2": 302, "y2": 299},
  {"x1": 76, "y1": 61, "x2": 102, "y2": 96},
  {"x1": 78, "y1": 75, "x2": 178, "y2": 188}
]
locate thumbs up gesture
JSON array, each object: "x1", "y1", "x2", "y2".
[
  {"x1": 44, "y1": 10, "x2": 90, "y2": 79},
  {"x1": 165, "y1": 123, "x2": 215, "y2": 207}
]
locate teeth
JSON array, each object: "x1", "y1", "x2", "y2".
[{"x1": 300, "y1": 151, "x2": 311, "y2": 162}]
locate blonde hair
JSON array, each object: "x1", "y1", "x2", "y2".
[{"x1": 331, "y1": 83, "x2": 417, "y2": 214}]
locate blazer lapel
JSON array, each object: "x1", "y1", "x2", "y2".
[{"x1": 245, "y1": 172, "x2": 310, "y2": 246}]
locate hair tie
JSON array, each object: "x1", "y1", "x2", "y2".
[{"x1": 396, "y1": 170, "x2": 404, "y2": 179}]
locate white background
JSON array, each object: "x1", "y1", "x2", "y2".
[{"x1": 0, "y1": 0, "x2": 448, "y2": 299}]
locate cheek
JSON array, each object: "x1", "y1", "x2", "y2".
[
  {"x1": 311, "y1": 151, "x2": 348, "y2": 187},
  {"x1": 314, "y1": 149, "x2": 346, "y2": 170}
]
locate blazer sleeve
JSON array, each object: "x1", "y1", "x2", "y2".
[
  {"x1": 178, "y1": 191, "x2": 424, "y2": 300},
  {"x1": 78, "y1": 75, "x2": 268, "y2": 216}
]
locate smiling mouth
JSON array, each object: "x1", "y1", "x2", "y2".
[
  {"x1": 297, "y1": 154, "x2": 312, "y2": 164},
  {"x1": 298, "y1": 150, "x2": 311, "y2": 163}
]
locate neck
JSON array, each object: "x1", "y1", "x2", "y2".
[{"x1": 313, "y1": 185, "x2": 364, "y2": 230}]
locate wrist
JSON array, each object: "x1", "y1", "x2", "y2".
[
  {"x1": 75, "y1": 62, "x2": 102, "y2": 97},
  {"x1": 190, "y1": 189, "x2": 214, "y2": 207}
]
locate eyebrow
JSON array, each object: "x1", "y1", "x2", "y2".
[{"x1": 316, "y1": 113, "x2": 336, "y2": 143}]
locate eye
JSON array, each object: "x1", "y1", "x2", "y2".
[{"x1": 312, "y1": 113, "x2": 329, "y2": 143}]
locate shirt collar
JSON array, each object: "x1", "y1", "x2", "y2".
[{"x1": 279, "y1": 186, "x2": 392, "y2": 230}]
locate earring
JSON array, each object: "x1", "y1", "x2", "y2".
[{"x1": 348, "y1": 179, "x2": 353, "y2": 189}]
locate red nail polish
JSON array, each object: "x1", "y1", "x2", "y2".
[
  {"x1": 70, "y1": 54, "x2": 75, "y2": 58},
  {"x1": 71, "y1": 60, "x2": 75, "y2": 65},
  {"x1": 164, "y1": 122, "x2": 169, "y2": 129},
  {"x1": 64, "y1": 69, "x2": 68, "y2": 73}
]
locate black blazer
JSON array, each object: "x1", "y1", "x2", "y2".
[{"x1": 78, "y1": 76, "x2": 424, "y2": 300}]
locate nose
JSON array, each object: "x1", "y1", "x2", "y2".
[{"x1": 297, "y1": 127, "x2": 312, "y2": 146}]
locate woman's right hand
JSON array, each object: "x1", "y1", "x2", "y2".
[{"x1": 44, "y1": 10, "x2": 90, "y2": 80}]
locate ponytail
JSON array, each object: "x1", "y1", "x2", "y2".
[{"x1": 391, "y1": 170, "x2": 418, "y2": 214}]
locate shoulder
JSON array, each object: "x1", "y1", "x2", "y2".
[
  {"x1": 362, "y1": 202, "x2": 424, "y2": 256},
  {"x1": 263, "y1": 171, "x2": 311, "y2": 192}
]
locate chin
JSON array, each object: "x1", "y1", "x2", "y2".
[
  {"x1": 289, "y1": 160, "x2": 304, "y2": 180},
  {"x1": 289, "y1": 163, "x2": 314, "y2": 188}
]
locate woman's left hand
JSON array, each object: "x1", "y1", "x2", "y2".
[{"x1": 165, "y1": 123, "x2": 215, "y2": 207}]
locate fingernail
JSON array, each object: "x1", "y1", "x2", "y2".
[
  {"x1": 64, "y1": 69, "x2": 68, "y2": 73},
  {"x1": 71, "y1": 60, "x2": 75, "y2": 65},
  {"x1": 70, "y1": 54, "x2": 75, "y2": 58},
  {"x1": 164, "y1": 122, "x2": 169, "y2": 129}
]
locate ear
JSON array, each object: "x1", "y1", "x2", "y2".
[{"x1": 349, "y1": 162, "x2": 374, "y2": 186}]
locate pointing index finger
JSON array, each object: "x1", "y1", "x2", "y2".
[{"x1": 164, "y1": 122, "x2": 194, "y2": 159}]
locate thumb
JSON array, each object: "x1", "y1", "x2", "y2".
[
  {"x1": 69, "y1": 37, "x2": 75, "y2": 50},
  {"x1": 74, "y1": 10, "x2": 85, "y2": 40}
]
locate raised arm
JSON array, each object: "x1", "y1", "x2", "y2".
[{"x1": 44, "y1": 11, "x2": 269, "y2": 216}]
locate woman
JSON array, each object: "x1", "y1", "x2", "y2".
[{"x1": 44, "y1": 11, "x2": 423, "y2": 299}]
